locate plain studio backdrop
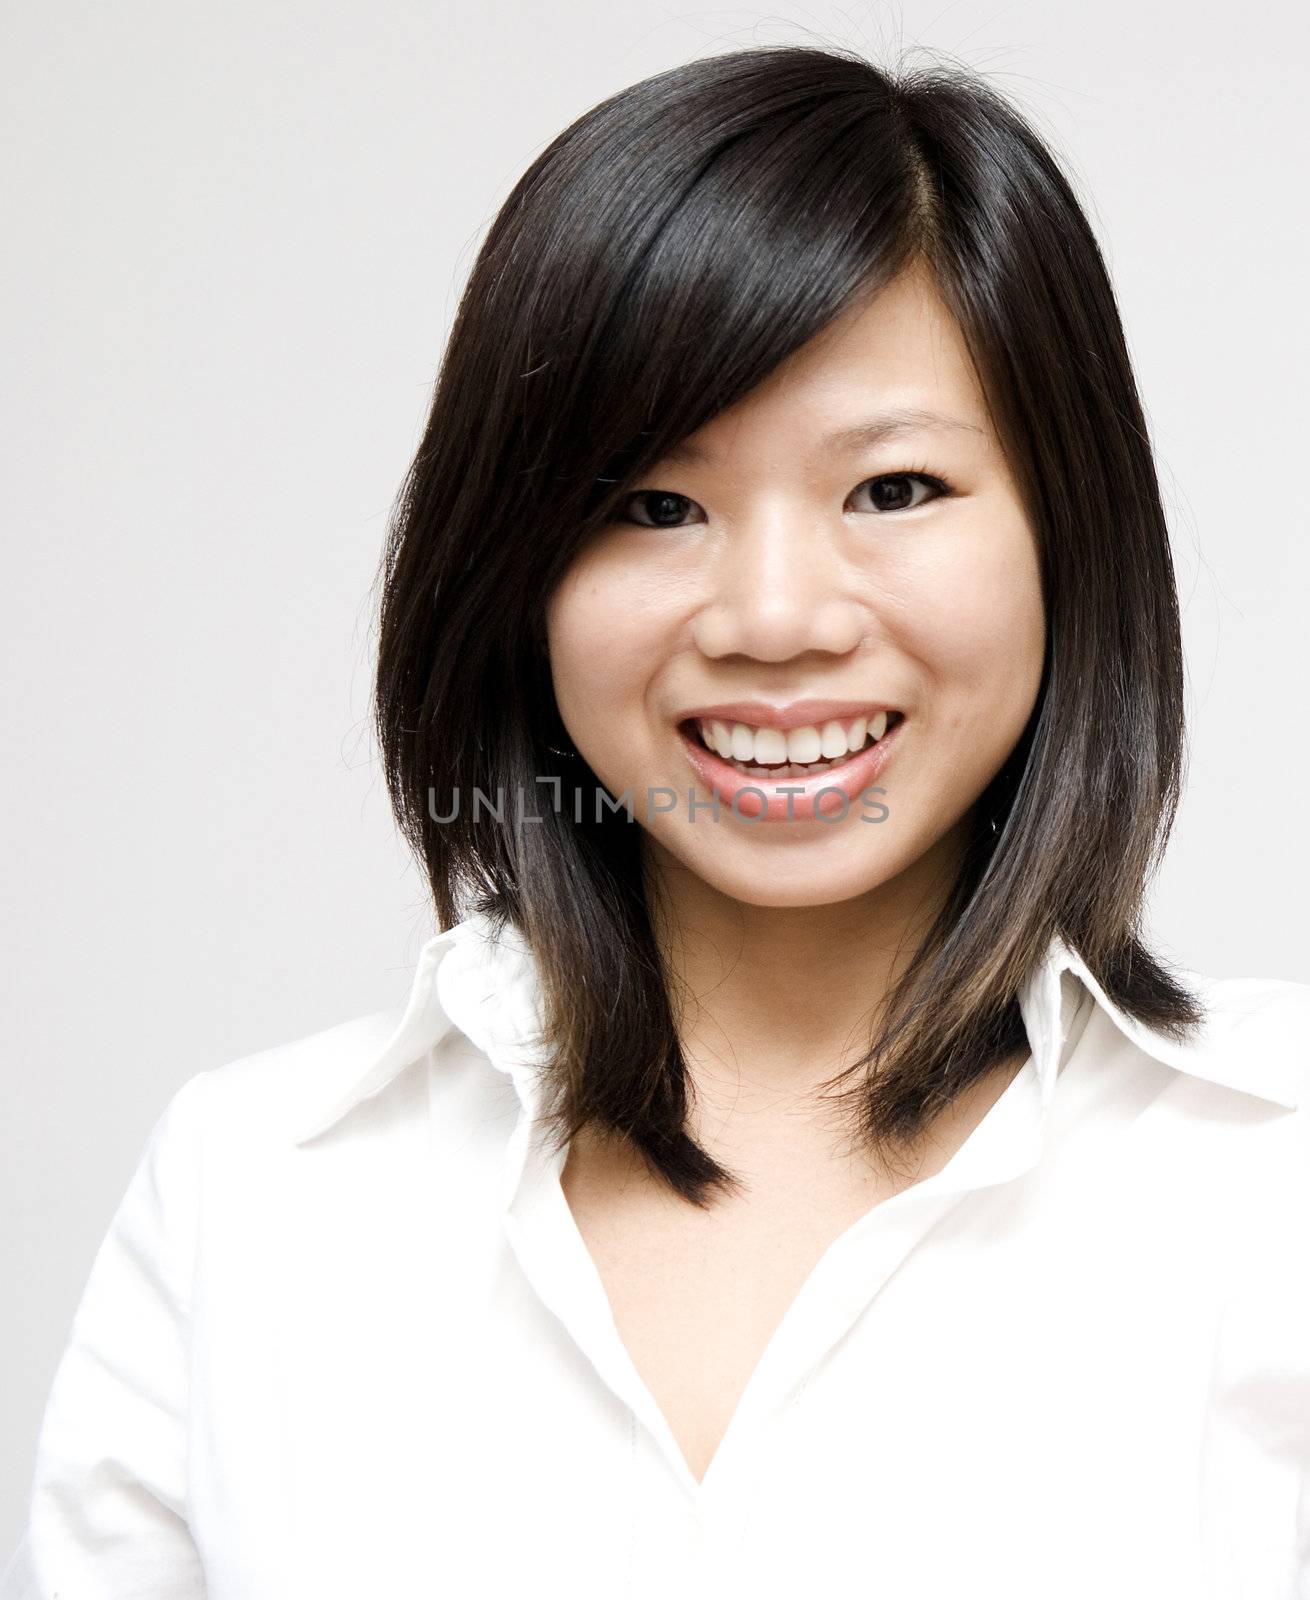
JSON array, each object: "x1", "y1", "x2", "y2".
[{"x1": 2, "y1": 0, "x2": 1307, "y2": 1551}]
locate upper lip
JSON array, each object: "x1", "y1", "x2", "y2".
[{"x1": 675, "y1": 698, "x2": 901, "y2": 733}]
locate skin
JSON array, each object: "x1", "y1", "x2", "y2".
[
  {"x1": 546, "y1": 260, "x2": 1046, "y2": 1175},
  {"x1": 545, "y1": 260, "x2": 1048, "y2": 1484}
]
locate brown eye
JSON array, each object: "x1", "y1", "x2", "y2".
[
  {"x1": 615, "y1": 491, "x2": 703, "y2": 528},
  {"x1": 851, "y1": 473, "x2": 951, "y2": 513}
]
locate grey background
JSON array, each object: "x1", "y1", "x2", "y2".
[{"x1": 3, "y1": 0, "x2": 1307, "y2": 1547}]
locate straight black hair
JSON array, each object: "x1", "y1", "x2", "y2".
[{"x1": 373, "y1": 44, "x2": 1204, "y2": 1207}]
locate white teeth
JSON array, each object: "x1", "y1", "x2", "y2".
[
  {"x1": 820, "y1": 720, "x2": 848, "y2": 760},
  {"x1": 754, "y1": 727, "x2": 788, "y2": 764},
  {"x1": 694, "y1": 711, "x2": 895, "y2": 768}
]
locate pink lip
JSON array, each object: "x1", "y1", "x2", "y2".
[
  {"x1": 677, "y1": 715, "x2": 904, "y2": 823},
  {"x1": 676, "y1": 697, "x2": 899, "y2": 734}
]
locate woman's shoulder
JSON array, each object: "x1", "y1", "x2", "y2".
[
  {"x1": 1192, "y1": 966, "x2": 1310, "y2": 1017},
  {"x1": 1180, "y1": 965, "x2": 1310, "y2": 1092},
  {"x1": 1068, "y1": 934, "x2": 1305, "y2": 1113},
  {"x1": 1101, "y1": 958, "x2": 1310, "y2": 1117},
  {"x1": 1127, "y1": 970, "x2": 1310, "y2": 1220},
  {"x1": 175, "y1": 1003, "x2": 410, "y2": 1152}
]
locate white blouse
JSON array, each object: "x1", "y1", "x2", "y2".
[{"x1": 4, "y1": 912, "x2": 1310, "y2": 1599}]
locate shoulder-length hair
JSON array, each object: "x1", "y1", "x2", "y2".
[{"x1": 373, "y1": 44, "x2": 1204, "y2": 1207}]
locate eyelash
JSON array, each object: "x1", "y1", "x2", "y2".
[{"x1": 610, "y1": 470, "x2": 956, "y2": 528}]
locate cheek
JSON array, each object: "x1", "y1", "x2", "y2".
[
  {"x1": 900, "y1": 531, "x2": 1045, "y2": 722},
  {"x1": 545, "y1": 556, "x2": 676, "y2": 728}
]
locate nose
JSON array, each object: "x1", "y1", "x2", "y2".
[{"x1": 689, "y1": 509, "x2": 865, "y2": 662}]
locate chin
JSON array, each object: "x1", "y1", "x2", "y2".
[{"x1": 679, "y1": 849, "x2": 909, "y2": 909}]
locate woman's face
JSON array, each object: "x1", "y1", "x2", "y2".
[{"x1": 545, "y1": 263, "x2": 1045, "y2": 909}]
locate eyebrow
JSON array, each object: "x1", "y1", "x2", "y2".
[{"x1": 663, "y1": 407, "x2": 986, "y2": 465}]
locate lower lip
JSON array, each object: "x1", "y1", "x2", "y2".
[{"x1": 676, "y1": 717, "x2": 904, "y2": 823}]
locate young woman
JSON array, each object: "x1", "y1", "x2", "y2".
[{"x1": 6, "y1": 43, "x2": 1309, "y2": 1600}]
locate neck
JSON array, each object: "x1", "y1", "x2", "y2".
[{"x1": 640, "y1": 824, "x2": 971, "y2": 1155}]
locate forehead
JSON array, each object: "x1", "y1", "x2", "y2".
[{"x1": 669, "y1": 265, "x2": 991, "y2": 464}]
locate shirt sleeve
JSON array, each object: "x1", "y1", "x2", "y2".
[
  {"x1": 1199, "y1": 1098, "x2": 1310, "y2": 1597},
  {"x1": 0, "y1": 1073, "x2": 209, "y2": 1599}
]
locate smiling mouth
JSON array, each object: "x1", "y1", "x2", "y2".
[{"x1": 678, "y1": 710, "x2": 905, "y2": 781}]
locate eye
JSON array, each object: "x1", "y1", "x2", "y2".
[
  {"x1": 609, "y1": 471, "x2": 954, "y2": 528},
  {"x1": 612, "y1": 490, "x2": 705, "y2": 529},
  {"x1": 847, "y1": 472, "x2": 953, "y2": 514}
]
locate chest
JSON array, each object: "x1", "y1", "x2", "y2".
[
  {"x1": 560, "y1": 1155, "x2": 894, "y2": 1484},
  {"x1": 190, "y1": 1063, "x2": 1284, "y2": 1596},
  {"x1": 556, "y1": 1060, "x2": 1032, "y2": 1482}
]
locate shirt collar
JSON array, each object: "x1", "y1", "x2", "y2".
[
  {"x1": 1048, "y1": 936, "x2": 1300, "y2": 1110},
  {"x1": 290, "y1": 911, "x2": 539, "y2": 1146},
  {"x1": 289, "y1": 916, "x2": 1299, "y2": 1147}
]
